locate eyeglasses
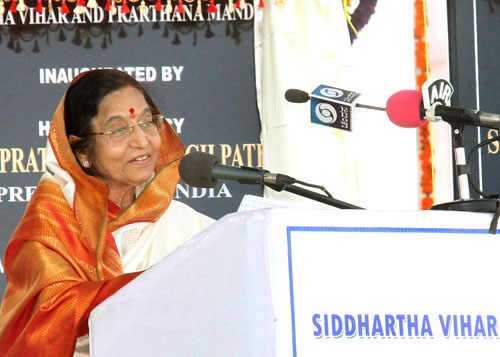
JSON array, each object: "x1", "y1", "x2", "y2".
[{"x1": 89, "y1": 114, "x2": 166, "y2": 146}]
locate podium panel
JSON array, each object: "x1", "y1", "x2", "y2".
[{"x1": 90, "y1": 209, "x2": 500, "y2": 356}]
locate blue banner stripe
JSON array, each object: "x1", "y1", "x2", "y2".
[{"x1": 287, "y1": 226, "x2": 493, "y2": 234}]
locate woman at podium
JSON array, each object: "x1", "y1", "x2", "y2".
[{"x1": 0, "y1": 69, "x2": 213, "y2": 356}]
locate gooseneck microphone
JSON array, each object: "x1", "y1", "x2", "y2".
[
  {"x1": 179, "y1": 151, "x2": 296, "y2": 188},
  {"x1": 179, "y1": 151, "x2": 364, "y2": 210},
  {"x1": 386, "y1": 90, "x2": 500, "y2": 129}
]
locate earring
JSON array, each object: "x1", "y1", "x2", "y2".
[{"x1": 82, "y1": 160, "x2": 90, "y2": 168}]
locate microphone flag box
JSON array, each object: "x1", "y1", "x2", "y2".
[
  {"x1": 422, "y1": 77, "x2": 454, "y2": 110},
  {"x1": 310, "y1": 85, "x2": 361, "y2": 132}
]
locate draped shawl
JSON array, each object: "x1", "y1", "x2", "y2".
[{"x1": 0, "y1": 74, "x2": 186, "y2": 356}]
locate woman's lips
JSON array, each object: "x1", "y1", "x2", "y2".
[{"x1": 129, "y1": 154, "x2": 151, "y2": 164}]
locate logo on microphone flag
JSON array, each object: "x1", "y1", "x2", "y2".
[
  {"x1": 422, "y1": 78, "x2": 454, "y2": 109},
  {"x1": 310, "y1": 85, "x2": 360, "y2": 132},
  {"x1": 421, "y1": 78, "x2": 454, "y2": 122}
]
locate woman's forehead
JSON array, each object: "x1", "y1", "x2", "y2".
[
  {"x1": 96, "y1": 87, "x2": 149, "y2": 119},
  {"x1": 95, "y1": 108, "x2": 153, "y2": 129}
]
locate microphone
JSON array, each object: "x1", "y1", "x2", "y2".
[
  {"x1": 285, "y1": 89, "x2": 310, "y2": 103},
  {"x1": 179, "y1": 151, "x2": 296, "y2": 188},
  {"x1": 179, "y1": 151, "x2": 364, "y2": 210},
  {"x1": 386, "y1": 90, "x2": 500, "y2": 129},
  {"x1": 285, "y1": 88, "x2": 386, "y2": 112}
]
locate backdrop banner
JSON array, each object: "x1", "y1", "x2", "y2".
[
  {"x1": 0, "y1": 0, "x2": 262, "y2": 297},
  {"x1": 448, "y1": 1, "x2": 500, "y2": 199}
]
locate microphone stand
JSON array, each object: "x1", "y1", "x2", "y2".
[
  {"x1": 430, "y1": 122, "x2": 500, "y2": 233},
  {"x1": 265, "y1": 181, "x2": 364, "y2": 210},
  {"x1": 215, "y1": 163, "x2": 364, "y2": 210}
]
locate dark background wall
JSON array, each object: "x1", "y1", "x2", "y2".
[
  {"x1": 0, "y1": 2, "x2": 261, "y2": 297},
  {"x1": 447, "y1": 0, "x2": 500, "y2": 199}
]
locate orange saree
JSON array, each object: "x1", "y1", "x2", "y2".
[{"x1": 0, "y1": 77, "x2": 186, "y2": 356}]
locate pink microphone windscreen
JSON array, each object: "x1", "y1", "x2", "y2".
[{"x1": 386, "y1": 90, "x2": 426, "y2": 128}]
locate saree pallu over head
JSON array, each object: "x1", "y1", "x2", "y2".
[{"x1": 0, "y1": 71, "x2": 186, "y2": 356}]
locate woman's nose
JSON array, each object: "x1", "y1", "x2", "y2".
[{"x1": 128, "y1": 125, "x2": 148, "y2": 147}]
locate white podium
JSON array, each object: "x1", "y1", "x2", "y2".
[{"x1": 89, "y1": 209, "x2": 500, "y2": 356}]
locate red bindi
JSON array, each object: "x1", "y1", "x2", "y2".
[{"x1": 129, "y1": 108, "x2": 135, "y2": 118}]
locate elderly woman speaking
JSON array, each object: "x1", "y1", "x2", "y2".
[{"x1": 0, "y1": 69, "x2": 213, "y2": 356}]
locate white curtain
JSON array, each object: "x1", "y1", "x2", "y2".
[
  {"x1": 254, "y1": 1, "x2": 429, "y2": 211},
  {"x1": 254, "y1": 0, "x2": 360, "y2": 207}
]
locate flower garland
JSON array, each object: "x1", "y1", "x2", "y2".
[{"x1": 414, "y1": 0, "x2": 434, "y2": 209}]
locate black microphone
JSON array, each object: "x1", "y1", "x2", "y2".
[
  {"x1": 285, "y1": 89, "x2": 310, "y2": 103},
  {"x1": 386, "y1": 90, "x2": 500, "y2": 129},
  {"x1": 179, "y1": 151, "x2": 364, "y2": 210},
  {"x1": 285, "y1": 88, "x2": 386, "y2": 112},
  {"x1": 179, "y1": 151, "x2": 296, "y2": 188}
]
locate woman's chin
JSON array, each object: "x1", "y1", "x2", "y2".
[{"x1": 127, "y1": 166, "x2": 155, "y2": 186}]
